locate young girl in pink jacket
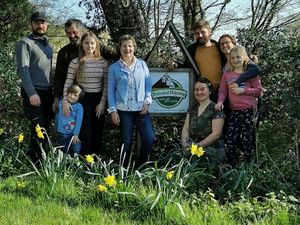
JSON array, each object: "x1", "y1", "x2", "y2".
[{"x1": 215, "y1": 46, "x2": 262, "y2": 167}]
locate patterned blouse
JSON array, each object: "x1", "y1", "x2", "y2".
[{"x1": 189, "y1": 101, "x2": 225, "y2": 151}]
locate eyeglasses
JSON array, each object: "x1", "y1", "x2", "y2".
[{"x1": 220, "y1": 41, "x2": 232, "y2": 46}]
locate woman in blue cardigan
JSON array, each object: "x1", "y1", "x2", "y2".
[{"x1": 107, "y1": 34, "x2": 155, "y2": 168}]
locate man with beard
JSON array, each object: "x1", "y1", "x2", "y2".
[
  {"x1": 53, "y1": 19, "x2": 118, "y2": 112},
  {"x1": 170, "y1": 20, "x2": 226, "y2": 102},
  {"x1": 52, "y1": 19, "x2": 87, "y2": 112},
  {"x1": 16, "y1": 11, "x2": 53, "y2": 163}
]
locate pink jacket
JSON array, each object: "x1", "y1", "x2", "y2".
[{"x1": 218, "y1": 71, "x2": 262, "y2": 110}]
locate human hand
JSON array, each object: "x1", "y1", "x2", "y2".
[
  {"x1": 229, "y1": 82, "x2": 238, "y2": 90},
  {"x1": 111, "y1": 112, "x2": 120, "y2": 126},
  {"x1": 250, "y1": 54, "x2": 258, "y2": 64},
  {"x1": 72, "y1": 135, "x2": 81, "y2": 144},
  {"x1": 63, "y1": 102, "x2": 71, "y2": 117},
  {"x1": 140, "y1": 104, "x2": 149, "y2": 114},
  {"x1": 95, "y1": 102, "x2": 106, "y2": 117},
  {"x1": 52, "y1": 98, "x2": 59, "y2": 113},
  {"x1": 215, "y1": 102, "x2": 224, "y2": 111},
  {"x1": 167, "y1": 61, "x2": 178, "y2": 71},
  {"x1": 29, "y1": 94, "x2": 41, "y2": 106},
  {"x1": 231, "y1": 87, "x2": 244, "y2": 95}
]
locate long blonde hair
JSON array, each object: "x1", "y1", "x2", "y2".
[
  {"x1": 76, "y1": 31, "x2": 101, "y2": 81},
  {"x1": 229, "y1": 46, "x2": 249, "y2": 71}
]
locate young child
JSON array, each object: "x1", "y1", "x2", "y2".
[
  {"x1": 55, "y1": 84, "x2": 84, "y2": 155},
  {"x1": 215, "y1": 46, "x2": 262, "y2": 166}
]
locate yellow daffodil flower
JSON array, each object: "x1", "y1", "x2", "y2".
[
  {"x1": 37, "y1": 130, "x2": 44, "y2": 139},
  {"x1": 17, "y1": 180, "x2": 26, "y2": 189},
  {"x1": 191, "y1": 143, "x2": 205, "y2": 157},
  {"x1": 35, "y1": 124, "x2": 42, "y2": 133},
  {"x1": 18, "y1": 133, "x2": 24, "y2": 143},
  {"x1": 35, "y1": 124, "x2": 44, "y2": 139},
  {"x1": 104, "y1": 175, "x2": 117, "y2": 187},
  {"x1": 97, "y1": 184, "x2": 107, "y2": 192},
  {"x1": 0, "y1": 128, "x2": 4, "y2": 135},
  {"x1": 166, "y1": 170, "x2": 175, "y2": 180},
  {"x1": 85, "y1": 154, "x2": 94, "y2": 164}
]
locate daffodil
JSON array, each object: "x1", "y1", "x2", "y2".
[
  {"x1": 0, "y1": 128, "x2": 4, "y2": 135},
  {"x1": 35, "y1": 124, "x2": 42, "y2": 133},
  {"x1": 17, "y1": 180, "x2": 25, "y2": 189},
  {"x1": 85, "y1": 154, "x2": 94, "y2": 164},
  {"x1": 104, "y1": 175, "x2": 117, "y2": 187},
  {"x1": 191, "y1": 143, "x2": 205, "y2": 157},
  {"x1": 18, "y1": 133, "x2": 24, "y2": 143},
  {"x1": 35, "y1": 124, "x2": 44, "y2": 139},
  {"x1": 97, "y1": 184, "x2": 107, "y2": 192},
  {"x1": 166, "y1": 170, "x2": 175, "y2": 180}
]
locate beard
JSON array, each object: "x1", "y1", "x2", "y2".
[
  {"x1": 196, "y1": 37, "x2": 208, "y2": 46},
  {"x1": 33, "y1": 29, "x2": 46, "y2": 37},
  {"x1": 69, "y1": 37, "x2": 80, "y2": 45}
]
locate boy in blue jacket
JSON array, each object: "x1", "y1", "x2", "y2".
[{"x1": 55, "y1": 84, "x2": 84, "y2": 155}]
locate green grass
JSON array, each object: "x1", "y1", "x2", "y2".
[
  {"x1": 0, "y1": 192, "x2": 138, "y2": 225},
  {"x1": 0, "y1": 190, "x2": 299, "y2": 225}
]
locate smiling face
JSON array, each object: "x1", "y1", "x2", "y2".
[
  {"x1": 67, "y1": 91, "x2": 80, "y2": 104},
  {"x1": 120, "y1": 40, "x2": 135, "y2": 59},
  {"x1": 82, "y1": 36, "x2": 97, "y2": 56},
  {"x1": 230, "y1": 51, "x2": 244, "y2": 69},
  {"x1": 31, "y1": 20, "x2": 48, "y2": 36},
  {"x1": 194, "y1": 81, "x2": 211, "y2": 102},
  {"x1": 194, "y1": 27, "x2": 211, "y2": 46},
  {"x1": 66, "y1": 24, "x2": 82, "y2": 45},
  {"x1": 219, "y1": 36, "x2": 235, "y2": 55}
]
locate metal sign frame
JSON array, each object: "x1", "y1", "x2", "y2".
[{"x1": 149, "y1": 68, "x2": 194, "y2": 116}]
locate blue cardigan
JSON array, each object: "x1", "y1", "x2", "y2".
[{"x1": 108, "y1": 58, "x2": 152, "y2": 112}]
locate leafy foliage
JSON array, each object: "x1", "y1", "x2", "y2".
[{"x1": 0, "y1": 0, "x2": 34, "y2": 46}]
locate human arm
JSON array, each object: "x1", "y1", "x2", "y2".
[
  {"x1": 53, "y1": 49, "x2": 67, "y2": 112},
  {"x1": 73, "y1": 103, "x2": 83, "y2": 136},
  {"x1": 181, "y1": 114, "x2": 190, "y2": 148},
  {"x1": 62, "y1": 59, "x2": 78, "y2": 116},
  {"x1": 141, "y1": 61, "x2": 152, "y2": 114},
  {"x1": 16, "y1": 39, "x2": 41, "y2": 106},
  {"x1": 217, "y1": 74, "x2": 228, "y2": 103},
  {"x1": 233, "y1": 60, "x2": 261, "y2": 87},
  {"x1": 198, "y1": 118, "x2": 224, "y2": 147},
  {"x1": 16, "y1": 39, "x2": 37, "y2": 98},
  {"x1": 95, "y1": 60, "x2": 108, "y2": 117},
  {"x1": 107, "y1": 64, "x2": 120, "y2": 125},
  {"x1": 244, "y1": 76, "x2": 262, "y2": 97}
]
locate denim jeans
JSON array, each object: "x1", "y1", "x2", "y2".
[
  {"x1": 118, "y1": 110, "x2": 155, "y2": 167},
  {"x1": 57, "y1": 132, "x2": 81, "y2": 155}
]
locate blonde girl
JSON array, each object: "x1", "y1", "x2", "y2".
[
  {"x1": 215, "y1": 46, "x2": 262, "y2": 166},
  {"x1": 63, "y1": 31, "x2": 108, "y2": 155}
]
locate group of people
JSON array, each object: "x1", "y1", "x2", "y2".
[
  {"x1": 178, "y1": 21, "x2": 262, "y2": 166},
  {"x1": 16, "y1": 12, "x2": 154, "y2": 167},
  {"x1": 16, "y1": 11, "x2": 261, "y2": 168}
]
